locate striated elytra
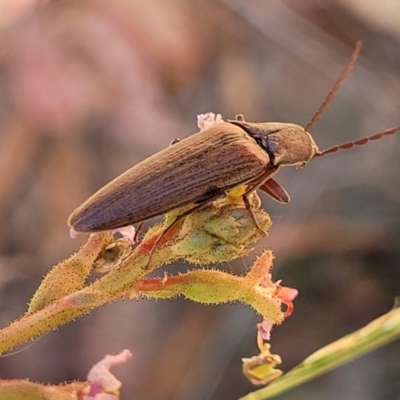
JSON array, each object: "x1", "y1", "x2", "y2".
[{"x1": 68, "y1": 120, "x2": 317, "y2": 233}]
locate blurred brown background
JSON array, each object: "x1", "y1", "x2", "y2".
[{"x1": 0, "y1": 1, "x2": 400, "y2": 399}]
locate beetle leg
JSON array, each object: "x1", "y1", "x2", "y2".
[
  {"x1": 169, "y1": 138, "x2": 181, "y2": 146},
  {"x1": 244, "y1": 166, "x2": 290, "y2": 203},
  {"x1": 145, "y1": 191, "x2": 225, "y2": 269},
  {"x1": 244, "y1": 165, "x2": 281, "y2": 196},
  {"x1": 242, "y1": 195, "x2": 267, "y2": 235},
  {"x1": 234, "y1": 114, "x2": 246, "y2": 121},
  {"x1": 239, "y1": 165, "x2": 281, "y2": 235},
  {"x1": 259, "y1": 179, "x2": 290, "y2": 203},
  {"x1": 133, "y1": 221, "x2": 145, "y2": 242}
]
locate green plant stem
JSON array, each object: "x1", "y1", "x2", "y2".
[
  {"x1": 28, "y1": 233, "x2": 112, "y2": 313},
  {"x1": 240, "y1": 306, "x2": 400, "y2": 400},
  {"x1": 0, "y1": 234, "x2": 174, "y2": 354},
  {"x1": 0, "y1": 202, "x2": 273, "y2": 355}
]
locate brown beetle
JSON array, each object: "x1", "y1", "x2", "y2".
[{"x1": 68, "y1": 42, "x2": 399, "y2": 238}]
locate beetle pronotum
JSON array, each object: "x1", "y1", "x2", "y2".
[{"x1": 68, "y1": 42, "x2": 400, "y2": 261}]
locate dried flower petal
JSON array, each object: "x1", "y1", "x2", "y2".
[{"x1": 242, "y1": 341, "x2": 282, "y2": 386}]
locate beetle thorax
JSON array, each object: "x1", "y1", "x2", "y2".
[
  {"x1": 263, "y1": 123, "x2": 318, "y2": 167},
  {"x1": 229, "y1": 120, "x2": 319, "y2": 168}
]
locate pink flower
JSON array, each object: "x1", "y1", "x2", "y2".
[
  {"x1": 197, "y1": 112, "x2": 224, "y2": 131},
  {"x1": 111, "y1": 226, "x2": 137, "y2": 244},
  {"x1": 276, "y1": 286, "x2": 299, "y2": 317},
  {"x1": 257, "y1": 320, "x2": 274, "y2": 341},
  {"x1": 83, "y1": 349, "x2": 132, "y2": 400}
]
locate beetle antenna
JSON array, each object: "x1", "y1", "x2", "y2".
[
  {"x1": 305, "y1": 41, "x2": 362, "y2": 133},
  {"x1": 314, "y1": 126, "x2": 400, "y2": 157}
]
